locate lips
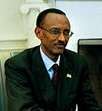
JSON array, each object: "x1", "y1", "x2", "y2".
[{"x1": 55, "y1": 44, "x2": 65, "y2": 48}]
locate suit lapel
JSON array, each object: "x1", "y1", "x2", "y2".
[
  {"x1": 60, "y1": 53, "x2": 73, "y2": 81},
  {"x1": 57, "y1": 52, "x2": 75, "y2": 109},
  {"x1": 31, "y1": 47, "x2": 56, "y2": 103}
]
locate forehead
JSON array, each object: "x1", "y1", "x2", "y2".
[{"x1": 42, "y1": 13, "x2": 70, "y2": 28}]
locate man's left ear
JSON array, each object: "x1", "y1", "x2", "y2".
[{"x1": 34, "y1": 27, "x2": 43, "y2": 40}]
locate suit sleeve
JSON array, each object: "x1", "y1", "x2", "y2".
[
  {"x1": 5, "y1": 58, "x2": 45, "y2": 111},
  {"x1": 77, "y1": 60, "x2": 102, "y2": 111}
]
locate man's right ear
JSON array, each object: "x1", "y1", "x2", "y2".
[{"x1": 34, "y1": 27, "x2": 43, "y2": 39}]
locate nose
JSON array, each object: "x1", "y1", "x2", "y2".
[{"x1": 58, "y1": 32, "x2": 66, "y2": 42}]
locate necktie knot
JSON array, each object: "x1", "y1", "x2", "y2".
[{"x1": 52, "y1": 64, "x2": 59, "y2": 74}]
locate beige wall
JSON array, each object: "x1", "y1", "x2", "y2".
[{"x1": 0, "y1": 0, "x2": 25, "y2": 40}]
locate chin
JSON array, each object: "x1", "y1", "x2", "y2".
[{"x1": 55, "y1": 50, "x2": 64, "y2": 55}]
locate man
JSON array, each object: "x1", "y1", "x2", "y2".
[{"x1": 5, "y1": 8, "x2": 101, "y2": 111}]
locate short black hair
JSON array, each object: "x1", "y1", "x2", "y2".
[{"x1": 36, "y1": 8, "x2": 66, "y2": 27}]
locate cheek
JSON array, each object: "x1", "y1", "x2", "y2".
[
  {"x1": 65, "y1": 38, "x2": 69, "y2": 43},
  {"x1": 41, "y1": 36, "x2": 52, "y2": 47},
  {"x1": 43, "y1": 35, "x2": 54, "y2": 46}
]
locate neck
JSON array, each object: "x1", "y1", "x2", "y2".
[
  {"x1": 44, "y1": 52, "x2": 59, "y2": 62},
  {"x1": 51, "y1": 56, "x2": 58, "y2": 62}
]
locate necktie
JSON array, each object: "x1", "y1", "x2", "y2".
[{"x1": 52, "y1": 64, "x2": 60, "y2": 88}]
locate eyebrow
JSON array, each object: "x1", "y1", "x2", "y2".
[{"x1": 49, "y1": 26, "x2": 70, "y2": 30}]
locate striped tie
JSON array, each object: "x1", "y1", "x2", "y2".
[{"x1": 52, "y1": 64, "x2": 60, "y2": 88}]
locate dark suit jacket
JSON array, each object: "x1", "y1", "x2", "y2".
[{"x1": 5, "y1": 46, "x2": 101, "y2": 111}]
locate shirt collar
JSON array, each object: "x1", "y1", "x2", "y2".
[{"x1": 40, "y1": 47, "x2": 60, "y2": 71}]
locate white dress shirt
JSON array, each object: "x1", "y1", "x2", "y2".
[{"x1": 40, "y1": 47, "x2": 60, "y2": 79}]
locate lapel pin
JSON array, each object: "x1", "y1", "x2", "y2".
[{"x1": 66, "y1": 73, "x2": 72, "y2": 78}]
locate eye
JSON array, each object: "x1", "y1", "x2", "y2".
[
  {"x1": 49, "y1": 28, "x2": 60, "y2": 35},
  {"x1": 63, "y1": 29, "x2": 70, "y2": 36}
]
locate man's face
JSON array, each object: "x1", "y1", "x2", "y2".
[{"x1": 36, "y1": 13, "x2": 71, "y2": 59}]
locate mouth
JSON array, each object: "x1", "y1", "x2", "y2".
[{"x1": 55, "y1": 43, "x2": 65, "y2": 49}]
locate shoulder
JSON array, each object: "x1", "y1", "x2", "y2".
[
  {"x1": 63, "y1": 49, "x2": 88, "y2": 67},
  {"x1": 63, "y1": 49, "x2": 83, "y2": 60},
  {"x1": 5, "y1": 46, "x2": 40, "y2": 68}
]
